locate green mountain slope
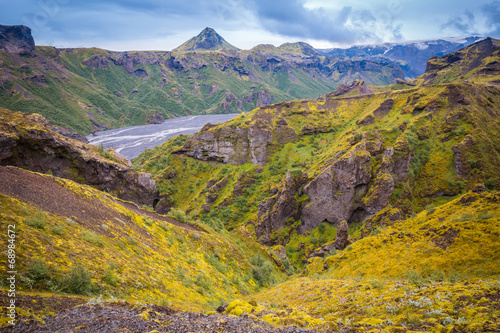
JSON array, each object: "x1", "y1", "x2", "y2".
[
  {"x1": 128, "y1": 38, "x2": 500, "y2": 331},
  {"x1": 0, "y1": 164, "x2": 286, "y2": 317},
  {"x1": 418, "y1": 37, "x2": 500, "y2": 85},
  {"x1": 0, "y1": 25, "x2": 408, "y2": 135},
  {"x1": 135, "y1": 81, "x2": 500, "y2": 246}
]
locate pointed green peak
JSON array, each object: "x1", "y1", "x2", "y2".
[{"x1": 173, "y1": 27, "x2": 239, "y2": 52}]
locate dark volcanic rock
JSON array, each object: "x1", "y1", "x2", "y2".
[
  {"x1": 255, "y1": 170, "x2": 309, "y2": 245},
  {"x1": 451, "y1": 134, "x2": 478, "y2": 178},
  {"x1": 472, "y1": 183, "x2": 486, "y2": 193},
  {"x1": 333, "y1": 220, "x2": 349, "y2": 250},
  {"x1": 176, "y1": 107, "x2": 298, "y2": 166},
  {"x1": 47, "y1": 124, "x2": 90, "y2": 143},
  {"x1": 82, "y1": 55, "x2": 109, "y2": 68},
  {"x1": 0, "y1": 25, "x2": 35, "y2": 55},
  {"x1": 0, "y1": 109, "x2": 158, "y2": 207},
  {"x1": 326, "y1": 79, "x2": 372, "y2": 98},
  {"x1": 146, "y1": 111, "x2": 164, "y2": 124},
  {"x1": 373, "y1": 99, "x2": 394, "y2": 118},
  {"x1": 155, "y1": 197, "x2": 174, "y2": 214},
  {"x1": 300, "y1": 144, "x2": 372, "y2": 231},
  {"x1": 9, "y1": 302, "x2": 328, "y2": 333}
]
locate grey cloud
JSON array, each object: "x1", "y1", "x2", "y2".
[
  {"x1": 4, "y1": 0, "x2": 498, "y2": 50},
  {"x1": 441, "y1": 11, "x2": 475, "y2": 34},
  {"x1": 481, "y1": 1, "x2": 500, "y2": 36},
  {"x1": 247, "y1": 0, "x2": 361, "y2": 43},
  {"x1": 244, "y1": 0, "x2": 410, "y2": 44}
]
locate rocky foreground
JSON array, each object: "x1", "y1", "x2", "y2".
[{"x1": 3, "y1": 302, "x2": 335, "y2": 333}]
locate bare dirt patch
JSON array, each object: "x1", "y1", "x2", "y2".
[{"x1": 0, "y1": 166, "x2": 200, "y2": 234}]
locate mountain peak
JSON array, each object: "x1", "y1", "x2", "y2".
[
  {"x1": 199, "y1": 27, "x2": 217, "y2": 36},
  {"x1": 173, "y1": 27, "x2": 239, "y2": 52},
  {"x1": 278, "y1": 42, "x2": 319, "y2": 56}
]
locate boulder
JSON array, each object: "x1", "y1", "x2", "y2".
[{"x1": 333, "y1": 221, "x2": 349, "y2": 250}]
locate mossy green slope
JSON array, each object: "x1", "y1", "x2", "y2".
[{"x1": 134, "y1": 81, "x2": 500, "y2": 261}]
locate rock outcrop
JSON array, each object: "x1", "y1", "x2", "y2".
[
  {"x1": 176, "y1": 109, "x2": 297, "y2": 166},
  {"x1": 333, "y1": 221, "x2": 349, "y2": 250},
  {"x1": 253, "y1": 129, "x2": 414, "y2": 244},
  {"x1": 0, "y1": 108, "x2": 158, "y2": 206},
  {"x1": 47, "y1": 123, "x2": 90, "y2": 143},
  {"x1": 0, "y1": 25, "x2": 35, "y2": 55},
  {"x1": 255, "y1": 170, "x2": 309, "y2": 244},
  {"x1": 325, "y1": 80, "x2": 372, "y2": 98},
  {"x1": 300, "y1": 145, "x2": 372, "y2": 231},
  {"x1": 146, "y1": 111, "x2": 164, "y2": 124}
]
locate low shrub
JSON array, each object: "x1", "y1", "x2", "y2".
[
  {"x1": 168, "y1": 208, "x2": 188, "y2": 223},
  {"x1": 26, "y1": 259, "x2": 49, "y2": 283},
  {"x1": 24, "y1": 211, "x2": 46, "y2": 229},
  {"x1": 81, "y1": 230, "x2": 105, "y2": 247},
  {"x1": 64, "y1": 264, "x2": 93, "y2": 295}
]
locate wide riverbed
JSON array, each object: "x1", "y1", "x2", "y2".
[{"x1": 86, "y1": 114, "x2": 239, "y2": 160}]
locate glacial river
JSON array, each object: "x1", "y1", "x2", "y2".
[{"x1": 86, "y1": 114, "x2": 239, "y2": 160}]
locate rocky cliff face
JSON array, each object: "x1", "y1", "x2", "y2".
[
  {"x1": 0, "y1": 107, "x2": 158, "y2": 206},
  {"x1": 254, "y1": 130, "x2": 411, "y2": 244},
  {"x1": 422, "y1": 37, "x2": 500, "y2": 84},
  {"x1": 0, "y1": 25, "x2": 35, "y2": 55},
  {"x1": 255, "y1": 170, "x2": 309, "y2": 245},
  {"x1": 176, "y1": 107, "x2": 298, "y2": 166}
]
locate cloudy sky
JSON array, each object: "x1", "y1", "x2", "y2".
[{"x1": 1, "y1": 0, "x2": 499, "y2": 51}]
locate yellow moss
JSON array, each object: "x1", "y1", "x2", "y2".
[
  {"x1": 262, "y1": 313, "x2": 280, "y2": 325},
  {"x1": 138, "y1": 310, "x2": 151, "y2": 321},
  {"x1": 225, "y1": 299, "x2": 259, "y2": 316},
  {"x1": 306, "y1": 257, "x2": 324, "y2": 276}
]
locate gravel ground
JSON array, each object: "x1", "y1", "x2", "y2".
[{"x1": 2, "y1": 303, "x2": 337, "y2": 333}]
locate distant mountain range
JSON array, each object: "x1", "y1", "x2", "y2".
[
  {"x1": 320, "y1": 36, "x2": 483, "y2": 77},
  {"x1": 0, "y1": 24, "x2": 486, "y2": 135}
]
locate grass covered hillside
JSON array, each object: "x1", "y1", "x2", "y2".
[
  {"x1": 0, "y1": 165, "x2": 286, "y2": 325},
  {"x1": 229, "y1": 191, "x2": 500, "y2": 332},
  {"x1": 418, "y1": 37, "x2": 500, "y2": 85},
  {"x1": 0, "y1": 33, "x2": 499, "y2": 332}
]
